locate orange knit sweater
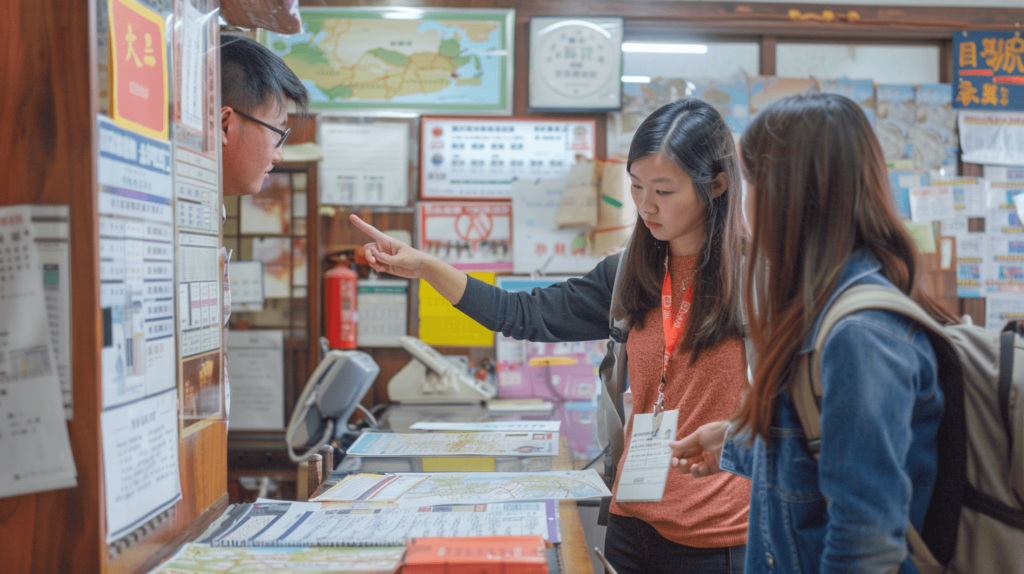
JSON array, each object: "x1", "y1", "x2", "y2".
[{"x1": 609, "y1": 254, "x2": 750, "y2": 548}]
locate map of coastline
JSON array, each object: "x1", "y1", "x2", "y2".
[{"x1": 265, "y1": 15, "x2": 508, "y2": 108}]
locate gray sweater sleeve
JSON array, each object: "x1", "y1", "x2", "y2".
[{"x1": 453, "y1": 253, "x2": 620, "y2": 343}]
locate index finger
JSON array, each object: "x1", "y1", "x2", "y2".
[{"x1": 349, "y1": 214, "x2": 392, "y2": 245}]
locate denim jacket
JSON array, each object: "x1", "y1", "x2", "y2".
[{"x1": 721, "y1": 251, "x2": 943, "y2": 574}]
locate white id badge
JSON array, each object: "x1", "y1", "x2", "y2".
[{"x1": 614, "y1": 409, "x2": 679, "y2": 502}]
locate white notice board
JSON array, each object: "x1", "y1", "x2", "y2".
[{"x1": 420, "y1": 117, "x2": 596, "y2": 200}]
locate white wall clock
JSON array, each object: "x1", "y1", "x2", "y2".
[{"x1": 529, "y1": 17, "x2": 623, "y2": 111}]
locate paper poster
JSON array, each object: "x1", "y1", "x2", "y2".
[
  {"x1": 593, "y1": 161, "x2": 637, "y2": 256},
  {"x1": 988, "y1": 182, "x2": 1024, "y2": 234},
  {"x1": 173, "y1": 0, "x2": 219, "y2": 155},
  {"x1": 986, "y1": 293, "x2": 1024, "y2": 331},
  {"x1": 241, "y1": 174, "x2": 291, "y2": 234},
  {"x1": 956, "y1": 235, "x2": 987, "y2": 298},
  {"x1": 492, "y1": 276, "x2": 607, "y2": 401},
  {"x1": 418, "y1": 271, "x2": 495, "y2": 347},
  {"x1": 176, "y1": 231, "x2": 220, "y2": 358},
  {"x1": 0, "y1": 206, "x2": 77, "y2": 498},
  {"x1": 556, "y1": 161, "x2": 599, "y2": 228},
  {"x1": 102, "y1": 388, "x2": 180, "y2": 542},
  {"x1": 178, "y1": 0, "x2": 204, "y2": 131},
  {"x1": 912, "y1": 84, "x2": 958, "y2": 170},
  {"x1": 934, "y1": 178, "x2": 987, "y2": 217},
  {"x1": 875, "y1": 85, "x2": 917, "y2": 166},
  {"x1": 98, "y1": 116, "x2": 176, "y2": 409},
  {"x1": 320, "y1": 122, "x2": 410, "y2": 206},
  {"x1": 30, "y1": 205, "x2": 73, "y2": 418},
  {"x1": 347, "y1": 431, "x2": 558, "y2": 457},
  {"x1": 317, "y1": 470, "x2": 607, "y2": 509},
  {"x1": 228, "y1": 260, "x2": 265, "y2": 311},
  {"x1": 108, "y1": 0, "x2": 169, "y2": 139},
  {"x1": 152, "y1": 544, "x2": 405, "y2": 574},
  {"x1": 252, "y1": 237, "x2": 291, "y2": 297},
  {"x1": 180, "y1": 351, "x2": 221, "y2": 422},
  {"x1": 510, "y1": 178, "x2": 602, "y2": 274},
  {"x1": 903, "y1": 221, "x2": 937, "y2": 254},
  {"x1": 226, "y1": 330, "x2": 284, "y2": 431},
  {"x1": 357, "y1": 279, "x2": 408, "y2": 347},
  {"x1": 889, "y1": 171, "x2": 929, "y2": 219},
  {"x1": 909, "y1": 185, "x2": 955, "y2": 223},
  {"x1": 984, "y1": 165, "x2": 1024, "y2": 181},
  {"x1": 420, "y1": 117, "x2": 596, "y2": 200},
  {"x1": 959, "y1": 111, "x2": 1024, "y2": 166},
  {"x1": 206, "y1": 500, "x2": 560, "y2": 546},
  {"x1": 417, "y1": 202, "x2": 511, "y2": 271}
]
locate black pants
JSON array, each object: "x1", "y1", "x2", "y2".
[{"x1": 604, "y1": 514, "x2": 745, "y2": 574}]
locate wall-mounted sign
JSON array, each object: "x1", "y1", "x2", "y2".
[
  {"x1": 954, "y1": 31, "x2": 1024, "y2": 112},
  {"x1": 529, "y1": 17, "x2": 623, "y2": 111},
  {"x1": 420, "y1": 117, "x2": 596, "y2": 200},
  {"x1": 108, "y1": 0, "x2": 169, "y2": 139}
]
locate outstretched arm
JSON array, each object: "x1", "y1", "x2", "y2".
[{"x1": 350, "y1": 214, "x2": 468, "y2": 305}]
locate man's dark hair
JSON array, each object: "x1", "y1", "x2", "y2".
[{"x1": 221, "y1": 34, "x2": 309, "y2": 115}]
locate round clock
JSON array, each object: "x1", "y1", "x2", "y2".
[{"x1": 537, "y1": 21, "x2": 617, "y2": 98}]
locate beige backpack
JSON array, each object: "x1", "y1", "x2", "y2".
[{"x1": 791, "y1": 284, "x2": 1024, "y2": 574}]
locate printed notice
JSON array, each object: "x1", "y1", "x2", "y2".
[
  {"x1": 98, "y1": 116, "x2": 177, "y2": 410},
  {"x1": 420, "y1": 117, "x2": 596, "y2": 200},
  {"x1": 101, "y1": 388, "x2": 181, "y2": 542},
  {"x1": 0, "y1": 205, "x2": 77, "y2": 498},
  {"x1": 320, "y1": 122, "x2": 411, "y2": 206},
  {"x1": 226, "y1": 330, "x2": 284, "y2": 431},
  {"x1": 615, "y1": 409, "x2": 678, "y2": 503},
  {"x1": 30, "y1": 205, "x2": 73, "y2": 418},
  {"x1": 97, "y1": 115, "x2": 181, "y2": 542}
]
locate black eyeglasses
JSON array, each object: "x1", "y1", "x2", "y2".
[{"x1": 233, "y1": 109, "x2": 291, "y2": 148}]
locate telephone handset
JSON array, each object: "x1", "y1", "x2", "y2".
[{"x1": 387, "y1": 336, "x2": 497, "y2": 403}]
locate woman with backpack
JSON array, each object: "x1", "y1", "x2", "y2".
[
  {"x1": 350, "y1": 98, "x2": 750, "y2": 573},
  {"x1": 670, "y1": 92, "x2": 961, "y2": 573}
]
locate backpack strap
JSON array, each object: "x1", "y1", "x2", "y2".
[
  {"x1": 999, "y1": 324, "x2": 1018, "y2": 462},
  {"x1": 790, "y1": 284, "x2": 952, "y2": 573},
  {"x1": 596, "y1": 246, "x2": 630, "y2": 525}
]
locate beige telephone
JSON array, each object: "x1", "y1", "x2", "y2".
[{"x1": 387, "y1": 336, "x2": 496, "y2": 403}]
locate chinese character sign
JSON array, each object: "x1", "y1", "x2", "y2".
[
  {"x1": 108, "y1": 0, "x2": 169, "y2": 139},
  {"x1": 954, "y1": 31, "x2": 1024, "y2": 112}
]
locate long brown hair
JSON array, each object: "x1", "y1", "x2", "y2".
[
  {"x1": 615, "y1": 98, "x2": 745, "y2": 361},
  {"x1": 735, "y1": 92, "x2": 957, "y2": 441}
]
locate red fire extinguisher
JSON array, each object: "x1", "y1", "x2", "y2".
[{"x1": 325, "y1": 252, "x2": 358, "y2": 349}]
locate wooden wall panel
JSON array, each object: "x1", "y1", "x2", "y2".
[{"x1": 0, "y1": 0, "x2": 103, "y2": 572}]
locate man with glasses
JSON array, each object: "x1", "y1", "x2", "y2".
[
  {"x1": 218, "y1": 34, "x2": 310, "y2": 429},
  {"x1": 220, "y1": 34, "x2": 309, "y2": 196}
]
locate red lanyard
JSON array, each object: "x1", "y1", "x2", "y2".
[{"x1": 655, "y1": 260, "x2": 693, "y2": 416}]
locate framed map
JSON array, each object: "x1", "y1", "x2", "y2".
[{"x1": 264, "y1": 7, "x2": 514, "y2": 114}]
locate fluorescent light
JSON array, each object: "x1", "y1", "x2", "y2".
[
  {"x1": 621, "y1": 75, "x2": 651, "y2": 84},
  {"x1": 382, "y1": 8, "x2": 424, "y2": 19},
  {"x1": 621, "y1": 42, "x2": 707, "y2": 54}
]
